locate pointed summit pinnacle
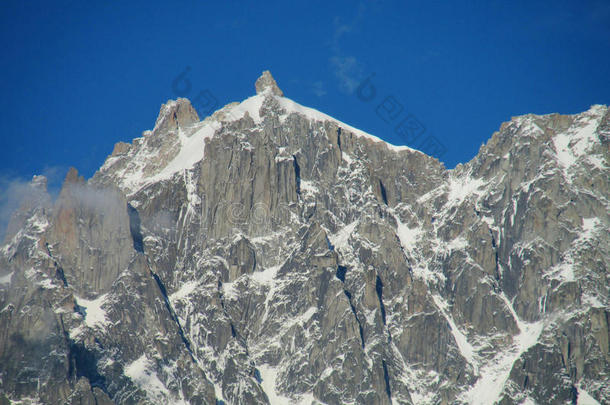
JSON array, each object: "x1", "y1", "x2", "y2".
[{"x1": 255, "y1": 70, "x2": 284, "y2": 97}]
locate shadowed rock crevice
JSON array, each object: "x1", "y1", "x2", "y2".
[
  {"x1": 68, "y1": 342, "x2": 108, "y2": 392},
  {"x1": 344, "y1": 290, "x2": 365, "y2": 349},
  {"x1": 293, "y1": 155, "x2": 301, "y2": 195},
  {"x1": 150, "y1": 269, "x2": 195, "y2": 360},
  {"x1": 336, "y1": 265, "x2": 365, "y2": 348},
  {"x1": 217, "y1": 280, "x2": 237, "y2": 339},
  {"x1": 379, "y1": 180, "x2": 388, "y2": 205},
  {"x1": 571, "y1": 385, "x2": 579, "y2": 404},
  {"x1": 337, "y1": 127, "x2": 342, "y2": 150},
  {"x1": 59, "y1": 315, "x2": 110, "y2": 399},
  {"x1": 382, "y1": 359, "x2": 392, "y2": 402},
  {"x1": 127, "y1": 203, "x2": 144, "y2": 253},
  {"x1": 45, "y1": 242, "x2": 68, "y2": 287},
  {"x1": 55, "y1": 266, "x2": 68, "y2": 287},
  {"x1": 336, "y1": 265, "x2": 347, "y2": 283},
  {"x1": 375, "y1": 274, "x2": 387, "y2": 325},
  {"x1": 489, "y1": 229, "x2": 501, "y2": 281}
]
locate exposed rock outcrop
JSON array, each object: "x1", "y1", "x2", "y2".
[{"x1": 1, "y1": 71, "x2": 608, "y2": 404}]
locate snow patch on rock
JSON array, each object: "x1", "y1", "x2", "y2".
[
  {"x1": 0, "y1": 271, "x2": 13, "y2": 285},
  {"x1": 461, "y1": 292, "x2": 544, "y2": 405},
  {"x1": 76, "y1": 294, "x2": 110, "y2": 329},
  {"x1": 124, "y1": 355, "x2": 180, "y2": 403}
]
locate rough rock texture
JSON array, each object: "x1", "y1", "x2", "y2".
[
  {"x1": 0, "y1": 71, "x2": 608, "y2": 404},
  {"x1": 255, "y1": 70, "x2": 283, "y2": 97}
]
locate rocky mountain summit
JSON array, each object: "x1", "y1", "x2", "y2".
[{"x1": 0, "y1": 71, "x2": 608, "y2": 405}]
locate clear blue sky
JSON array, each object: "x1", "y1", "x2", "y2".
[{"x1": 1, "y1": 0, "x2": 609, "y2": 185}]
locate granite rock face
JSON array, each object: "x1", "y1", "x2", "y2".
[{"x1": 1, "y1": 71, "x2": 608, "y2": 404}]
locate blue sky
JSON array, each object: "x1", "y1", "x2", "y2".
[{"x1": 1, "y1": 0, "x2": 609, "y2": 188}]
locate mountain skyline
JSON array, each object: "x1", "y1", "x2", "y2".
[
  {"x1": 2, "y1": 1, "x2": 610, "y2": 183},
  {"x1": 0, "y1": 70, "x2": 607, "y2": 404},
  {"x1": 1, "y1": 2, "x2": 609, "y2": 403}
]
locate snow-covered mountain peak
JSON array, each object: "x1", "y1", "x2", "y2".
[
  {"x1": 95, "y1": 74, "x2": 424, "y2": 195},
  {"x1": 1, "y1": 72, "x2": 609, "y2": 404},
  {"x1": 152, "y1": 97, "x2": 200, "y2": 135}
]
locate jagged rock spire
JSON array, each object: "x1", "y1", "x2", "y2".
[
  {"x1": 255, "y1": 70, "x2": 283, "y2": 96},
  {"x1": 63, "y1": 167, "x2": 85, "y2": 185},
  {"x1": 153, "y1": 98, "x2": 199, "y2": 134}
]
